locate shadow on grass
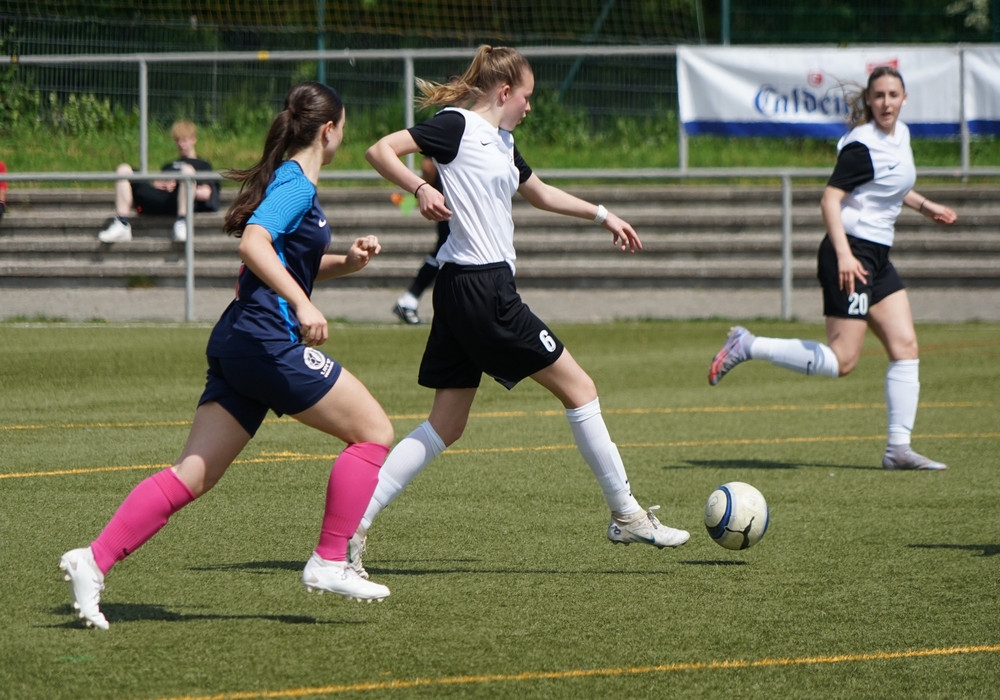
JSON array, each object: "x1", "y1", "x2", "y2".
[
  {"x1": 909, "y1": 543, "x2": 1000, "y2": 557},
  {"x1": 192, "y1": 560, "x2": 304, "y2": 573},
  {"x1": 680, "y1": 560, "x2": 749, "y2": 566},
  {"x1": 194, "y1": 557, "x2": 750, "y2": 577},
  {"x1": 664, "y1": 458, "x2": 874, "y2": 471},
  {"x1": 52, "y1": 602, "x2": 350, "y2": 628}
]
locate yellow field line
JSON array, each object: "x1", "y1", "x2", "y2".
[
  {"x1": 150, "y1": 644, "x2": 1000, "y2": 699},
  {"x1": 4, "y1": 432, "x2": 998, "y2": 480},
  {"x1": 0, "y1": 401, "x2": 984, "y2": 433},
  {"x1": 0, "y1": 456, "x2": 297, "y2": 480}
]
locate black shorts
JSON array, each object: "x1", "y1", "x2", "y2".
[
  {"x1": 132, "y1": 181, "x2": 217, "y2": 216},
  {"x1": 132, "y1": 182, "x2": 178, "y2": 216},
  {"x1": 817, "y1": 234, "x2": 905, "y2": 319},
  {"x1": 418, "y1": 262, "x2": 564, "y2": 390}
]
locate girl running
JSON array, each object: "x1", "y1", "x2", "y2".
[
  {"x1": 708, "y1": 66, "x2": 957, "y2": 471},
  {"x1": 60, "y1": 81, "x2": 393, "y2": 630},
  {"x1": 353, "y1": 45, "x2": 690, "y2": 580}
]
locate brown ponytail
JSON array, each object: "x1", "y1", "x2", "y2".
[
  {"x1": 223, "y1": 81, "x2": 344, "y2": 237},
  {"x1": 416, "y1": 45, "x2": 531, "y2": 109}
]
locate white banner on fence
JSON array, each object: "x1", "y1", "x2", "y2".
[
  {"x1": 965, "y1": 47, "x2": 1000, "y2": 136},
  {"x1": 678, "y1": 46, "x2": 970, "y2": 138}
]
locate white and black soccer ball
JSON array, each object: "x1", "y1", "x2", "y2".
[{"x1": 704, "y1": 481, "x2": 769, "y2": 550}]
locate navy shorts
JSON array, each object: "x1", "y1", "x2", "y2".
[
  {"x1": 199, "y1": 344, "x2": 343, "y2": 436},
  {"x1": 817, "y1": 234, "x2": 905, "y2": 319},
  {"x1": 418, "y1": 262, "x2": 564, "y2": 390}
]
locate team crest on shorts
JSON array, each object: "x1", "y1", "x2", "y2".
[{"x1": 303, "y1": 347, "x2": 336, "y2": 377}]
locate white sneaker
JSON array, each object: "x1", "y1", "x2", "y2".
[
  {"x1": 59, "y1": 547, "x2": 110, "y2": 630},
  {"x1": 302, "y1": 552, "x2": 389, "y2": 602},
  {"x1": 172, "y1": 218, "x2": 187, "y2": 243},
  {"x1": 608, "y1": 505, "x2": 690, "y2": 549},
  {"x1": 882, "y1": 445, "x2": 947, "y2": 471},
  {"x1": 97, "y1": 219, "x2": 132, "y2": 243},
  {"x1": 347, "y1": 529, "x2": 369, "y2": 579}
]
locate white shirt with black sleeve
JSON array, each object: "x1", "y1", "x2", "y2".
[
  {"x1": 407, "y1": 107, "x2": 533, "y2": 272},
  {"x1": 828, "y1": 120, "x2": 916, "y2": 248}
]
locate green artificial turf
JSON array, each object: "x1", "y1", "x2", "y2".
[{"x1": 1, "y1": 320, "x2": 997, "y2": 699}]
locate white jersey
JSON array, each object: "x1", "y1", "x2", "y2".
[
  {"x1": 408, "y1": 107, "x2": 532, "y2": 272},
  {"x1": 829, "y1": 120, "x2": 916, "y2": 247}
]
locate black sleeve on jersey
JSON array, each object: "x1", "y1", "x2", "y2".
[
  {"x1": 512, "y1": 144, "x2": 533, "y2": 184},
  {"x1": 827, "y1": 142, "x2": 874, "y2": 192},
  {"x1": 408, "y1": 111, "x2": 465, "y2": 164}
]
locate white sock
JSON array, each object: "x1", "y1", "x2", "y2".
[
  {"x1": 396, "y1": 292, "x2": 419, "y2": 309},
  {"x1": 360, "y1": 421, "x2": 446, "y2": 531},
  {"x1": 750, "y1": 337, "x2": 839, "y2": 378},
  {"x1": 885, "y1": 359, "x2": 919, "y2": 447},
  {"x1": 565, "y1": 397, "x2": 641, "y2": 515}
]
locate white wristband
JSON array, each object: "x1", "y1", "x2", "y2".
[{"x1": 593, "y1": 204, "x2": 608, "y2": 224}]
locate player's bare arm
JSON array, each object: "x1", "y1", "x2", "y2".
[
  {"x1": 905, "y1": 190, "x2": 958, "y2": 225},
  {"x1": 316, "y1": 235, "x2": 382, "y2": 281},
  {"x1": 518, "y1": 174, "x2": 641, "y2": 253},
  {"x1": 820, "y1": 185, "x2": 867, "y2": 295}
]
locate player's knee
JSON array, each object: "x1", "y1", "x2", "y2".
[
  {"x1": 348, "y1": 410, "x2": 393, "y2": 449},
  {"x1": 567, "y1": 374, "x2": 598, "y2": 408},
  {"x1": 433, "y1": 419, "x2": 467, "y2": 447},
  {"x1": 892, "y1": 337, "x2": 920, "y2": 361},
  {"x1": 836, "y1": 356, "x2": 858, "y2": 377},
  {"x1": 369, "y1": 417, "x2": 394, "y2": 450},
  {"x1": 115, "y1": 163, "x2": 133, "y2": 175}
]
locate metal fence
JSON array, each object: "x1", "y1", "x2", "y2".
[
  {"x1": 5, "y1": 164, "x2": 999, "y2": 322},
  {"x1": 3, "y1": 44, "x2": 997, "y2": 320},
  {"x1": 1, "y1": 44, "x2": 990, "y2": 173},
  {"x1": 2, "y1": 46, "x2": 680, "y2": 156}
]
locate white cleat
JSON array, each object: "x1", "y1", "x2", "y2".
[
  {"x1": 882, "y1": 445, "x2": 947, "y2": 471},
  {"x1": 608, "y1": 505, "x2": 690, "y2": 549},
  {"x1": 59, "y1": 547, "x2": 110, "y2": 630},
  {"x1": 708, "y1": 326, "x2": 754, "y2": 386},
  {"x1": 302, "y1": 552, "x2": 388, "y2": 603},
  {"x1": 347, "y1": 529, "x2": 369, "y2": 580}
]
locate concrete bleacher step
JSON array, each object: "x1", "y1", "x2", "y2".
[{"x1": 2, "y1": 183, "x2": 998, "y2": 289}]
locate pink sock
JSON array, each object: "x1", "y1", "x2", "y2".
[
  {"x1": 315, "y1": 442, "x2": 388, "y2": 561},
  {"x1": 90, "y1": 468, "x2": 196, "y2": 574}
]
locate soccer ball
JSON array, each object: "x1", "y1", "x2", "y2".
[{"x1": 704, "y1": 481, "x2": 769, "y2": 550}]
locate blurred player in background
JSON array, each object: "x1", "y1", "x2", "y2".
[
  {"x1": 392, "y1": 157, "x2": 450, "y2": 325},
  {"x1": 708, "y1": 66, "x2": 957, "y2": 471}
]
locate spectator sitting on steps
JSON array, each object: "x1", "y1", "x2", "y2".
[{"x1": 97, "y1": 119, "x2": 220, "y2": 244}]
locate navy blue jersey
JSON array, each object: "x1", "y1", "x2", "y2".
[{"x1": 207, "y1": 161, "x2": 331, "y2": 356}]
